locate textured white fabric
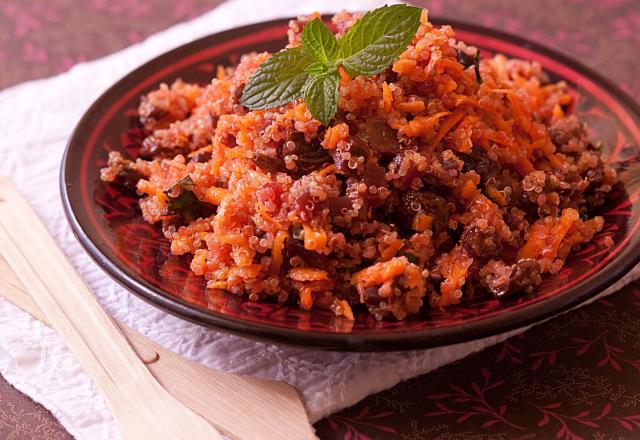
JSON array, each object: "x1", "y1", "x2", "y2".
[{"x1": 0, "y1": 1, "x2": 638, "y2": 438}]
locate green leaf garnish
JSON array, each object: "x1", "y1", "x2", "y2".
[
  {"x1": 305, "y1": 61, "x2": 328, "y2": 75},
  {"x1": 305, "y1": 61, "x2": 338, "y2": 77},
  {"x1": 303, "y1": 71, "x2": 340, "y2": 125},
  {"x1": 240, "y1": 4, "x2": 422, "y2": 125},
  {"x1": 165, "y1": 175, "x2": 196, "y2": 208},
  {"x1": 239, "y1": 46, "x2": 315, "y2": 109},
  {"x1": 164, "y1": 175, "x2": 215, "y2": 223},
  {"x1": 456, "y1": 48, "x2": 483, "y2": 84},
  {"x1": 339, "y1": 5, "x2": 422, "y2": 77},
  {"x1": 401, "y1": 252, "x2": 419, "y2": 264},
  {"x1": 302, "y1": 18, "x2": 339, "y2": 64}
]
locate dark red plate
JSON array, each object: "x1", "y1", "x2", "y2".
[{"x1": 61, "y1": 17, "x2": 640, "y2": 351}]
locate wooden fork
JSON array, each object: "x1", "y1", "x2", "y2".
[{"x1": 0, "y1": 177, "x2": 317, "y2": 440}]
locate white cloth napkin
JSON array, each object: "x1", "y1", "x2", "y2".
[{"x1": 0, "y1": 0, "x2": 638, "y2": 438}]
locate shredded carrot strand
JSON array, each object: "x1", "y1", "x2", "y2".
[
  {"x1": 299, "y1": 287, "x2": 314, "y2": 310},
  {"x1": 431, "y1": 109, "x2": 466, "y2": 146},
  {"x1": 288, "y1": 267, "x2": 329, "y2": 282},
  {"x1": 400, "y1": 111, "x2": 449, "y2": 137},
  {"x1": 380, "y1": 239, "x2": 405, "y2": 261},
  {"x1": 381, "y1": 81, "x2": 393, "y2": 112},
  {"x1": 318, "y1": 164, "x2": 336, "y2": 176},
  {"x1": 270, "y1": 231, "x2": 288, "y2": 275}
]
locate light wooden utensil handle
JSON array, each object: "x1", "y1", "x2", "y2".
[
  {"x1": 0, "y1": 256, "x2": 318, "y2": 440},
  {"x1": 0, "y1": 177, "x2": 318, "y2": 440},
  {"x1": 0, "y1": 177, "x2": 223, "y2": 440}
]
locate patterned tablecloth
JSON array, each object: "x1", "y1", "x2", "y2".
[{"x1": 1, "y1": 1, "x2": 639, "y2": 438}]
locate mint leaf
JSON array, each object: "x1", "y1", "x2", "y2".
[
  {"x1": 241, "y1": 5, "x2": 424, "y2": 126},
  {"x1": 304, "y1": 71, "x2": 340, "y2": 125},
  {"x1": 339, "y1": 4, "x2": 422, "y2": 77},
  {"x1": 240, "y1": 47, "x2": 315, "y2": 109},
  {"x1": 305, "y1": 61, "x2": 334, "y2": 75},
  {"x1": 302, "y1": 18, "x2": 339, "y2": 64}
]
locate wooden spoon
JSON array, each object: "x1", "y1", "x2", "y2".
[{"x1": 0, "y1": 177, "x2": 317, "y2": 440}]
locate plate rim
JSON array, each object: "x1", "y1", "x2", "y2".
[{"x1": 60, "y1": 15, "x2": 640, "y2": 351}]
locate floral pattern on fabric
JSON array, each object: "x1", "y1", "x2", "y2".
[{"x1": 316, "y1": 284, "x2": 640, "y2": 439}]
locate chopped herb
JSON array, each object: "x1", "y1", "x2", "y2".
[
  {"x1": 402, "y1": 252, "x2": 419, "y2": 264},
  {"x1": 456, "y1": 48, "x2": 483, "y2": 84},
  {"x1": 164, "y1": 175, "x2": 214, "y2": 223},
  {"x1": 241, "y1": 4, "x2": 422, "y2": 125}
]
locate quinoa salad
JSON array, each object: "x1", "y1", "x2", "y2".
[{"x1": 101, "y1": 9, "x2": 618, "y2": 321}]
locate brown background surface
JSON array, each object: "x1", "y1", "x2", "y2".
[{"x1": 1, "y1": 1, "x2": 639, "y2": 439}]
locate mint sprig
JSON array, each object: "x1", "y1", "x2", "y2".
[
  {"x1": 240, "y1": 4, "x2": 422, "y2": 125},
  {"x1": 239, "y1": 46, "x2": 315, "y2": 109}
]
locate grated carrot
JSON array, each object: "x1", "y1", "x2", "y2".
[
  {"x1": 452, "y1": 94, "x2": 479, "y2": 107},
  {"x1": 559, "y1": 94, "x2": 572, "y2": 105},
  {"x1": 420, "y1": 8, "x2": 429, "y2": 23},
  {"x1": 392, "y1": 58, "x2": 417, "y2": 75},
  {"x1": 506, "y1": 91, "x2": 540, "y2": 140},
  {"x1": 353, "y1": 257, "x2": 408, "y2": 288},
  {"x1": 299, "y1": 287, "x2": 314, "y2": 310},
  {"x1": 440, "y1": 57, "x2": 465, "y2": 75},
  {"x1": 431, "y1": 109, "x2": 466, "y2": 147},
  {"x1": 288, "y1": 267, "x2": 329, "y2": 282},
  {"x1": 459, "y1": 178, "x2": 480, "y2": 201},
  {"x1": 514, "y1": 157, "x2": 535, "y2": 175},
  {"x1": 270, "y1": 231, "x2": 288, "y2": 275},
  {"x1": 552, "y1": 103, "x2": 564, "y2": 119},
  {"x1": 322, "y1": 123, "x2": 349, "y2": 149},
  {"x1": 216, "y1": 65, "x2": 225, "y2": 80},
  {"x1": 486, "y1": 186, "x2": 508, "y2": 206},
  {"x1": 380, "y1": 239, "x2": 405, "y2": 261},
  {"x1": 337, "y1": 299, "x2": 354, "y2": 320},
  {"x1": 204, "y1": 187, "x2": 229, "y2": 205},
  {"x1": 318, "y1": 164, "x2": 336, "y2": 176},
  {"x1": 400, "y1": 111, "x2": 449, "y2": 137},
  {"x1": 396, "y1": 100, "x2": 425, "y2": 114},
  {"x1": 187, "y1": 144, "x2": 213, "y2": 160},
  {"x1": 518, "y1": 208, "x2": 579, "y2": 261},
  {"x1": 208, "y1": 281, "x2": 228, "y2": 290},
  {"x1": 303, "y1": 225, "x2": 328, "y2": 252},
  {"x1": 382, "y1": 81, "x2": 393, "y2": 112},
  {"x1": 338, "y1": 65, "x2": 351, "y2": 83},
  {"x1": 257, "y1": 208, "x2": 286, "y2": 230},
  {"x1": 412, "y1": 213, "x2": 433, "y2": 232},
  {"x1": 437, "y1": 247, "x2": 473, "y2": 307},
  {"x1": 214, "y1": 231, "x2": 246, "y2": 246}
]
